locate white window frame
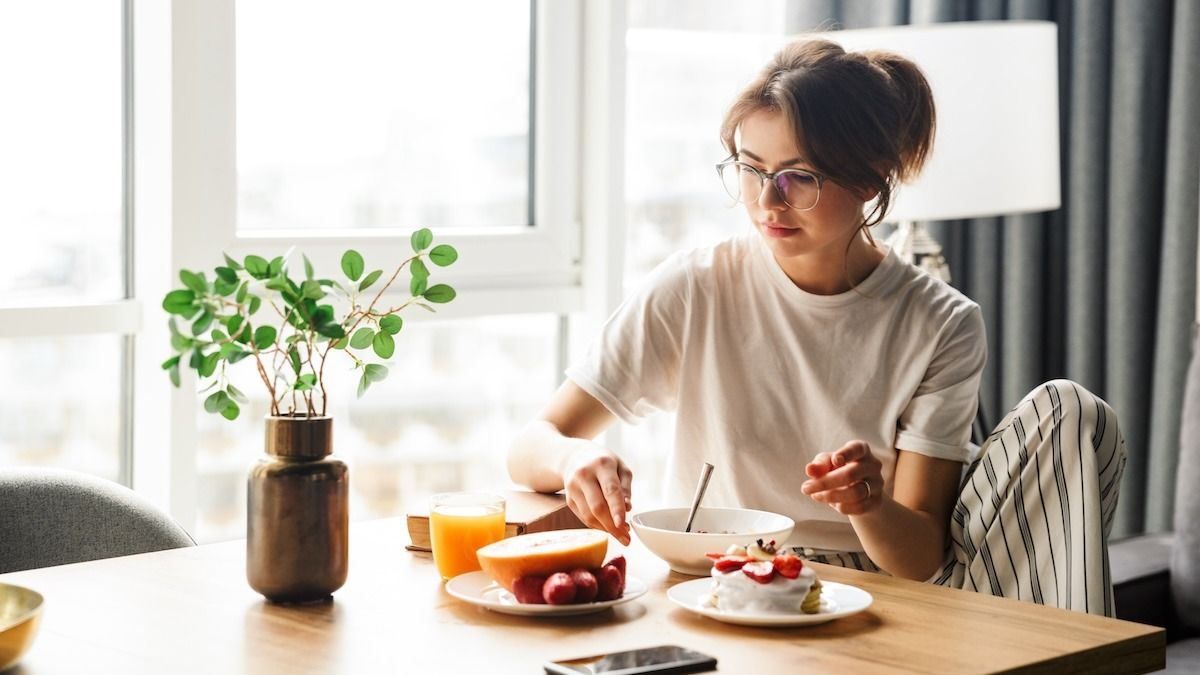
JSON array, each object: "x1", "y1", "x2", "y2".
[{"x1": 123, "y1": 0, "x2": 629, "y2": 532}]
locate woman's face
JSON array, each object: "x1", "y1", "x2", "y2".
[{"x1": 737, "y1": 109, "x2": 868, "y2": 263}]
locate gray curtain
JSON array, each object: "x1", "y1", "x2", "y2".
[{"x1": 785, "y1": 0, "x2": 1199, "y2": 537}]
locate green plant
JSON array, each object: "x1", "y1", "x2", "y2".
[{"x1": 160, "y1": 228, "x2": 458, "y2": 420}]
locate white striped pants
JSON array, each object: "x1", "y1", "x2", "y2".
[{"x1": 804, "y1": 379, "x2": 1128, "y2": 617}]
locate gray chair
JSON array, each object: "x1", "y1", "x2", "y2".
[
  {"x1": 1111, "y1": 327, "x2": 1200, "y2": 673},
  {"x1": 0, "y1": 468, "x2": 195, "y2": 574}
]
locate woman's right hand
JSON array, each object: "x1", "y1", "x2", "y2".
[{"x1": 560, "y1": 443, "x2": 633, "y2": 545}]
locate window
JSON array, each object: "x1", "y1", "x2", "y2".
[
  {"x1": 236, "y1": 1, "x2": 533, "y2": 233},
  {"x1": 0, "y1": 2, "x2": 133, "y2": 482},
  {"x1": 166, "y1": 1, "x2": 587, "y2": 540}
]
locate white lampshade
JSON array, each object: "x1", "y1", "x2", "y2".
[{"x1": 823, "y1": 21, "x2": 1061, "y2": 223}]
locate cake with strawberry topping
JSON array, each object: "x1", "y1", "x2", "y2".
[{"x1": 703, "y1": 539, "x2": 822, "y2": 614}]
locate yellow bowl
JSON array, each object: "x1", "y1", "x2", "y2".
[{"x1": 0, "y1": 583, "x2": 44, "y2": 670}]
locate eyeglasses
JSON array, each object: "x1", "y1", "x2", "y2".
[{"x1": 715, "y1": 158, "x2": 825, "y2": 211}]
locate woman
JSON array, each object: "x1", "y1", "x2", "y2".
[{"x1": 508, "y1": 38, "x2": 1126, "y2": 616}]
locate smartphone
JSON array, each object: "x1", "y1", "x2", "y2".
[{"x1": 543, "y1": 645, "x2": 717, "y2": 675}]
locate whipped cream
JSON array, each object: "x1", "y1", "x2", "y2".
[{"x1": 706, "y1": 564, "x2": 819, "y2": 614}]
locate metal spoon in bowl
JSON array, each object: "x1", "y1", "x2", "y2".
[{"x1": 683, "y1": 462, "x2": 715, "y2": 533}]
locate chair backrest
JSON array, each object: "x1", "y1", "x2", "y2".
[
  {"x1": 0, "y1": 468, "x2": 195, "y2": 574},
  {"x1": 1173, "y1": 326, "x2": 1200, "y2": 630}
]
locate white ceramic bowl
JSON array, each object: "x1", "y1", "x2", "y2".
[{"x1": 630, "y1": 507, "x2": 795, "y2": 576}]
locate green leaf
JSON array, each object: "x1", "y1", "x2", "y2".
[
  {"x1": 168, "y1": 362, "x2": 181, "y2": 388},
  {"x1": 219, "y1": 342, "x2": 244, "y2": 359},
  {"x1": 199, "y1": 352, "x2": 220, "y2": 378},
  {"x1": 415, "y1": 302, "x2": 437, "y2": 313},
  {"x1": 301, "y1": 279, "x2": 325, "y2": 300},
  {"x1": 372, "y1": 330, "x2": 395, "y2": 359},
  {"x1": 379, "y1": 315, "x2": 403, "y2": 335},
  {"x1": 213, "y1": 278, "x2": 238, "y2": 297},
  {"x1": 341, "y1": 250, "x2": 365, "y2": 281},
  {"x1": 410, "y1": 228, "x2": 433, "y2": 252},
  {"x1": 288, "y1": 344, "x2": 302, "y2": 375},
  {"x1": 204, "y1": 390, "x2": 229, "y2": 413},
  {"x1": 364, "y1": 363, "x2": 389, "y2": 382},
  {"x1": 226, "y1": 349, "x2": 252, "y2": 364},
  {"x1": 253, "y1": 325, "x2": 277, "y2": 350},
  {"x1": 316, "y1": 323, "x2": 345, "y2": 340},
  {"x1": 162, "y1": 289, "x2": 196, "y2": 315},
  {"x1": 268, "y1": 256, "x2": 285, "y2": 278},
  {"x1": 227, "y1": 384, "x2": 249, "y2": 404},
  {"x1": 180, "y1": 269, "x2": 207, "y2": 294},
  {"x1": 422, "y1": 284, "x2": 457, "y2": 304},
  {"x1": 429, "y1": 244, "x2": 458, "y2": 267},
  {"x1": 189, "y1": 347, "x2": 205, "y2": 370},
  {"x1": 350, "y1": 327, "x2": 375, "y2": 349},
  {"x1": 227, "y1": 315, "x2": 246, "y2": 342},
  {"x1": 170, "y1": 332, "x2": 194, "y2": 352},
  {"x1": 215, "y1": 266, "x2": 238, "y2": 284},
  {"x1": 220, "y1": 401, "x2": 240, "y2": 420},
  {"x1": 303, "y1": 254, "x2": 314, "y2": 281},
  {"x1": 223, "y1": 253, "x2": 243, "y2": 271},
  {"x1": 211, "y1": 329, "x2": 228, "y2": 342},
  {"x1": 358, "y1": 269, "x2": 383, "y2": 292},
  {"x1": 161, "y1": 355, "x2": 180, "y2": 370},
  {"x1": 311, "y1": 304, "x2": 334, "y2": 326},
  {"x1": 410, "y1": 258, "x2": 429, "y2": 282},
  {"x1": 359, "y1": 363, "x2": 388, "y2": 397},
  {"x1": 248, "y1": 296, "x2": 262, "y2": 315},
  {"x1": 191, "y1": 311, "x2": 214, "y2": 336},
  {"x1": 410, "y1": 276, "x2": 428, "y2": 296},
  {"x1": 295, "y1": 373, "x2": 317, "y2": 391},
  {"x1": 244, "y1": 255, "x2": 270, "y2": 279},
  {"x1": 235, "y1": 281, "x2": 249, "y2": 303},
  {"x1": 329, "y1": 337, "x2": 348, "y2": 350}
]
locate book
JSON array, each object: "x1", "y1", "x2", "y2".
[{"x1": 405, "y1": 490, "x2": 585, "y2": 552}]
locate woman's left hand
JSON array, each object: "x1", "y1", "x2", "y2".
[{"x1": 801, "y1": 440, "x2": 884, "y2": 515}]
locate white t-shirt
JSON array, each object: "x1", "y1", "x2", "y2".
[{"x1": 566, "y1": 232, "x2": 987, "y2": 552}]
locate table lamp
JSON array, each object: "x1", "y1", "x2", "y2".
[{"x1": 823, "y1": 21, "x2": 1062, "y2": 282}]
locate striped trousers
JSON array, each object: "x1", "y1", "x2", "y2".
[{"x1": 805, "y1": 379, "x2": 1128, "y2": 617}]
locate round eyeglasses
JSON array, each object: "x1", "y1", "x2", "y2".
[{"x1": 716, "y1": 159, "x2": 825, "y2": 211}]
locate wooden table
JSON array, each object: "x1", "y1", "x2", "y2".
[{"x1": 0, "y1": 518, "x2": 1164, "y2": 674}]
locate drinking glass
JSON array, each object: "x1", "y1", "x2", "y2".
[{"x1": 429, "y1": 492, "x2": 506, "y2": 581}]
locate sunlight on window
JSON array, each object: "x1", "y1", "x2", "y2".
[
  {"x1": 0, "y1": 336, "x2": 122, "y2": 480},
  {"x1": 236, "y1": 0, "x2": 532, "y2": 232},
  {"x1": 194, "y1": 313, "x2": 557, "y2": 543},
  {"x1": 0, "y1": 1, "x2": 122, "y2": 305}
]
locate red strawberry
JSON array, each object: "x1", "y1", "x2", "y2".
[
  {"x1": 705, "y1": 552, "x2": 725, "y2": 560},
  {"x1": 596, "y1": 564, "x2": 623, "y2": 601},
  {"x1": 543, "y1": 572, "x2": 577, "y2": 605},
  {"x1": 713, "y1": 555, "x2": 752, "y2": 573},
  {"x1": 772, "y1": 554, "x2": 803, "y2": 579},
  {"x1": 570, "y1": 568, "x2": 599, "y2": 603},
  {"x1": 741, "y1": 561, "x2": 776, "y2": 584},
  {"x1": 605, "y1": 555, "x2": 627, "y2": 580}
]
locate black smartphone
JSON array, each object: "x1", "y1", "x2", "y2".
[{"x1": 543, "y1": 644, "x2": 717, "y2": 675}]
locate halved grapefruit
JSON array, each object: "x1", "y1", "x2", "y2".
[{"x1": 476, "y1": 529, "x2": 608, "y2": 592}]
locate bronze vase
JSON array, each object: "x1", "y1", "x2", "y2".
[{"x1": 246, "y1": 415, "x2": 348, "y2": 603}]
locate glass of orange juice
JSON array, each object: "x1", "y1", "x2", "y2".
[{"x1": 429, "y1": 492, "x2": 506, "y2": 581}]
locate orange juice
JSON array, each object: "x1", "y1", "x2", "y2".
[{"x1": 430, "y1": 498, "x2": 506, "y2": 581}]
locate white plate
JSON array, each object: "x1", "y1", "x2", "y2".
[
  {"x1": 445, "y1": 571, "x2": 648, "y2": 617},
  {"x1": 667, "y1": 577, "x2": 873, "y2": 627}
]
